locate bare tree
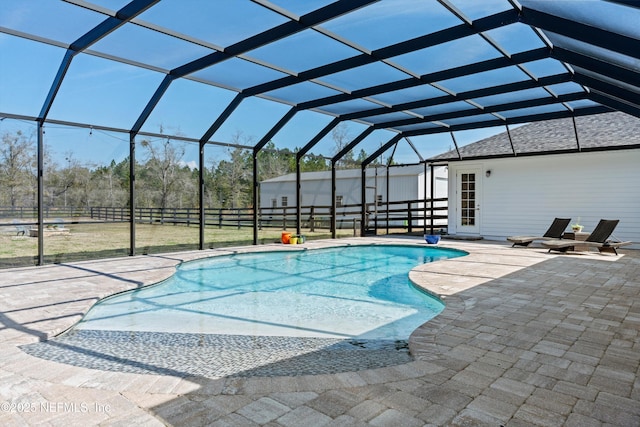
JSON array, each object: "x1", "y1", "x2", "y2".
[
  {"x1": 215, "y1": 132, "x2": 253, "y2": 208},
  {"x1": 0, "y1": 131, "x2": 35, "y2": 208},
  {"x1": 139, "y1": 137, "x2": 186, "y2": 210},
  {"x1": 91, "y1": 160, "x2": 128, "y2": 207},
  {"x1": 332, "y1": 123, "x2": 351, "y2": 155},
  {"x1": 332, "y1": 124, "x2": 357, "y2": 168}
]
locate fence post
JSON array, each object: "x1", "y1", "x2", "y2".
[
  {"x1": 309, "y1": 206, "x2": 315, "y2": 232},
  {"x1": 408, "y1": 202, "x2": 413, "y2": 233},
  {"x1": 237, "y1": 209, "x2": 241, "y2": 230},
  {"x1": 283, "y1": 207, "x2": 287, "y2": 230},
  {"x1": 374, "y1": 212, "x2": 377, "y2": 234},
  {"x1": 218, "y1": 209, "x2": 222, "y2": 229}
]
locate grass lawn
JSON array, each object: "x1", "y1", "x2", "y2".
[{"x1": 0, "y1": 222, "x2": 356, "y2": 267}]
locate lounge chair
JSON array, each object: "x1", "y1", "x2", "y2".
[
  {"x1": 507, "y1": 218, "x2": 571, "y2": 247},
  {"x1": 12, "y1": 219, "x2": 28, "y2": 236},
  {"x1": 541, "y1": 219, "x2": 631, "y2": 255},
  {"x1": 53, "y1": 218, "x2": 68, "y2": 230}
]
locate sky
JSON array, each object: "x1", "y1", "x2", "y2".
[{"x1": 0, "y1": 0, "x2": 575, "y2": 169}]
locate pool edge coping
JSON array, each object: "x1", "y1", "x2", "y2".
[{"x1": 11, "y1": 239, "x2": 497, "y2": 394}]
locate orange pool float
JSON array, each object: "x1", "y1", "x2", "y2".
[{"x1": 281, "y1": 232, "x2": 291, "y2": 244}]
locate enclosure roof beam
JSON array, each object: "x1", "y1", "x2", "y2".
[
  {"x1": 604, "y1": 0, "x2": 640, "y2": 9},
  {"x1": 71, "y1": 0, "x2": 159, "y2": 50},
  {"x1": 342, "y1": 71, "x2": 568, "y2": 122},
  {"x1": 171, "y1": 0, "x2": 379, "y2": 78},
  {"x1": 133, "y1": 0, "x2": 377, "y2": 143},
  {"x1": 588, "y1": 92, "x2": 640, "y2": 119},
  {"x1": 130, "y1": 75, "x2": 175, "y2": 136},
  {"x1": 0, "y1": 112, "x2": 252, "y2": 149},
  {"x1": 297, "y1": 118, "x2": 342, "y2": 159},
  {"x1": 552, "y1": 48, "x2": 640, "y2": 90},
  {"x1": 401, "y1": 105, "x2": 611, "y2": 137},
  {"x1": 38, "y1": 0, "x2": 159, "y2": 121},
  {"x1": 449, "y1": 131, "x2": 462, "y2": 160},
  {"x1": 299, "y1": 47, "x2": 550, "y2": 111},
  {"x1": 404, "y1": 137, "x2": 424, "y2": 162},
  {"x1": 373, "y1": 91, "x2": 586, "y2": 129},
  {"x1": 332, "y1": 127, "x2": 375, "y2": 163},
  {"x1": 520, "y1": 6, "x2": 640, "y2": 60},
  {"x1": 362, "y1": 134, "x2": 404, "y2": 167},
  {"x1": 387, "y1": 141, "x2": 399, "y2": 166},
  {"x1": 200, "y1": 93, "x2": 246, "y2": 144},
  {"x1": 244, "y1": 9, "x2": 519, "y2": 96},
  {"x1": 573, "y1": 73, "x2": 640, "y2": 109},
  {"x1": 253, "y1": 107, "x2": 298, "y2": 153}
]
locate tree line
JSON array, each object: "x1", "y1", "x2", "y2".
[{"x1": 0, "y1": 126, "x2": 385, "y2": 211}]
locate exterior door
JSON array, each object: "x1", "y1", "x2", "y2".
[{"x1": 457, "y1": 169, "x2": 481, "y2": 234}]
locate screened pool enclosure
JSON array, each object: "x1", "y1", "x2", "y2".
[{"x1": 0, "y1": 0, "x2": 639, "y2": 266}]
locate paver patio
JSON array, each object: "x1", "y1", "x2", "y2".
[{"x1": 0, "y1": 237, "x2": 638, "y2": 426}]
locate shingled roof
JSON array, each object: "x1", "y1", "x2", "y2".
[{"x1": 428, "y1": 112, "x2": 640, "y2": 161}]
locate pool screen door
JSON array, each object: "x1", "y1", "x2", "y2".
[{"x1": 458, "y1": 170, "x2": 480, "y2": 234}]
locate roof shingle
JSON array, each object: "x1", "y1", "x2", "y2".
[{"x1": 428, "y1": 112, "x2": 640, "y2": 161}]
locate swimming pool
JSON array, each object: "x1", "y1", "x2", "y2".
[{"x1": 74, "y1": 244, "x2": 465, "y2": 341}]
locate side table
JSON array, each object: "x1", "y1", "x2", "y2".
[{"x1": 563, "y1": 231, "x2": 590, "y2": 251}]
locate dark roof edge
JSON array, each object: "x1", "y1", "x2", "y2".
[{"x1": 433, "y1": 143, "x2": 640, "y2": 163}]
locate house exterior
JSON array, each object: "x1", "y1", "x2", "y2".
[
  {"x1": 428, "y1": 112, "x2": 640, "y2": 248},
  {"x1": 259, "y1": 164, "x2": 448, "y2": 226}
]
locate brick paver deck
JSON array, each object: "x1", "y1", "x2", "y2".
[{"x1": 0, "y1": 238, "x2": 638, "y2": 426}]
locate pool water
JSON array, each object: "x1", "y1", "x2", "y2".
[{"x1": 75, "y1": 245, "x2": 465, "y2": 340}]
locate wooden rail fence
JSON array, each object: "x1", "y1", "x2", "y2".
[{"x1": 1, "y1": 197, "x2": 447, "y2": 234}]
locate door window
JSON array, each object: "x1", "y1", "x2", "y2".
[{"x1": 460, "y1": 173, "x2": 476, "y2": 226}]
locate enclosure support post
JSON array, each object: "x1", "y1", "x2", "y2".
[
  {"x1": 360, "y1": 165, "x2": 366, "y2": 237},
  {"x1": 505, "y1": 124, "x2": 517, "y2": 156},
  {"x1": 129, "y1": 133, "x2": 136, "y2": 256},
  {"x1": 199, "y1": 142, "x2": 205, "y2": 250},
  {"x1": 571, "y1": 115, "x2": 582, "y2": 152},
  {"x1": 386, "y1": 165, "x2": 390, "y2": 235},
  {"x1": 331, "y1": 162, "x2": 337, "y2": 239},
  {"x1": 36, "y1": 121, "x2": 44, "y2": 266},
  {"x1": 296, "y1": 159, "x2": 302, "y2": 236},
  {"x1": 252, "y1": 148, "x2": 259, "y2": 245},
  {"x1": 430, "y1": 163, "x2": 435, "y2": 235},
  {"x1": 423, "y1": 161, "x2": 428, "y2": 236},
  {"x1": 384, "y1": 143, "x2": 397, "y2": 236}
]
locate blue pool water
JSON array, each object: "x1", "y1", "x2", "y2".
[{"x1": 75, "y1": 245, "x2": 465, "y2": 341}]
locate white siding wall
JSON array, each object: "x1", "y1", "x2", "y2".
[
  {"x1": 417, "y1": 168, "x2": 448, "y2": 199},
  {"x1": 260, "y1": 181, "x2": 297, "y2": 208},
  {"x1": 259, "y1": 165, "x2": 444, "y2": 208},
  {"x1": 299, "y1": 179, "x2": 330, "y2": 206},
  {"x1": 337, "y1": 176, "x2": 363, "y2": 206},
  {"x1": 447, "y1": 149, "x2": 640, "y2": 247},
  {"x1": 386, "y1": 175, "x2": 418, "y2": 202},
  {"x1": 260, "y1": 178, "x2": 360, "y2": 208}
]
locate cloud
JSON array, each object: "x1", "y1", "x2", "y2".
[{"x1": 179, "y1": 160, "x2": 197, "y2": 169}]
